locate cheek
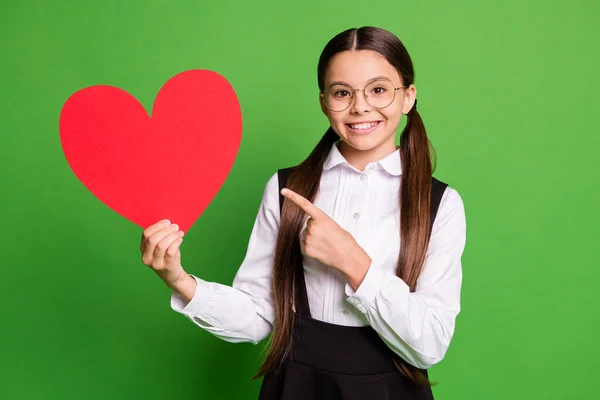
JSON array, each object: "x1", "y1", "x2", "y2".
[
  {"x1": 382, "y1": 106, "x2": 403, "y2": 125},
  {"x1": 325, "y1": 117, "x2": 343, "y2": 137},
  {"x1": 328, "y1": 114, "x2": 348, "y2": 132}
]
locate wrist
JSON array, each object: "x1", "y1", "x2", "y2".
[
  {"x1": 166, "y1": 271, "x2": 197, "y2": 303},
  {"x1": 164, "y1": 268, "x2": 189, "y2": 290},
  {"x1": 342, "y1": 244, "x2": 371, "y2": 291}
]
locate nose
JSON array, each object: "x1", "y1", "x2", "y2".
[{"x1": 349, "y1": 89, "x2": 371, "y2": 113}]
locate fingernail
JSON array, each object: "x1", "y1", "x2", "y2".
[{"x1": 281, "y1": 188, "x2": 288, "y2": 195}]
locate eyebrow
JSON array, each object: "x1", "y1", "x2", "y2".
[{"x1": 328, "y1": 76, "x2": 393, "y2": 87}]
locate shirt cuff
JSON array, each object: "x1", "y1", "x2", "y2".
[
  {"x1": 345, "y1": 260, "x2": 394, "y2": 312},
  {"x1": 170, "y1": 274, "x2": 198, "y2": 311}
]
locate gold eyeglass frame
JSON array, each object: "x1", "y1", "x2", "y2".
[{"x1": 320, "y1": 82, "x2": 406, "y2": 112}]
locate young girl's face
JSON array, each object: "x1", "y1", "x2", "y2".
[{"x1": 320, "y1": 50, "x2": 416, "y2": 158}]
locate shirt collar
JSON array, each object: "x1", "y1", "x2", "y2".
[{"x1": 323, "y1": 141, "x2": 402, "y2": 176}]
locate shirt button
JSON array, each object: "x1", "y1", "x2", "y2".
[
  {"x1": 360, "y1": 174, "x2": 367, "y2": 181},
  {"x1": 342, "y1": 309, "x2": 349, "y2": 315},
  {"x1": 353, "y1": 213, "x2": 360, "y2": 219}
]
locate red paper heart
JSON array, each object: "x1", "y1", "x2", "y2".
[{"x1": 59, "y1": 69, "x2": 242, "y2": 233}]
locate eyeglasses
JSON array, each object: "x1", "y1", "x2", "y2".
[{"x1": 320, "y1": 80, "x2": 405, "y2": 112}]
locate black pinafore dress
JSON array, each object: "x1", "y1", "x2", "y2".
[{"x1": 257, "y1": 167, "x2": 447, "y2": 400}]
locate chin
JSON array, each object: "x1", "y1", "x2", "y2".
[
  {"x1": 343, "y1": 137, "x2": 384, "y2": 151},
  {"x1": 342, "y1": 134, "x2": 397, "y2": 153}
]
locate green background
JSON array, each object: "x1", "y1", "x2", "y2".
[{"x1": 1, "y1": 0, "x2": 598, "y2": 399}]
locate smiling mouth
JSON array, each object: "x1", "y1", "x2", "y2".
[{"x1": 345, "y1": 121, "x2": 381, "y2": 134}]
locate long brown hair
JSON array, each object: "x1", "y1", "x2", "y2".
[{"x1": 252, "y1": 26, "x2": 437, "y2": 385}]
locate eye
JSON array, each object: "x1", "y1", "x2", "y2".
[
  {"x1": 334, "y1": 90, "x2": 350, "y2": 97},
  {"x1": 371, "y1": 86, "x2": 387, "y2": 95}
]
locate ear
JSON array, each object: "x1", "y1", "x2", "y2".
[
  {"x1": 401, "y1": 84, "x2": 417, "y2": 115},
  {"x1": 319, "y1": 93, "x2": 328, "y2": 116}
]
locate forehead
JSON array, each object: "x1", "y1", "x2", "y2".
[{"x1": 325, "y1": 50, "x2": 401, "y2": 86}]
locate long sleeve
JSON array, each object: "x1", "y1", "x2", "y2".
[
  {"x1": 344, "y1": 187, "x2": 467, "y2": 369},
  {"x1": 170, "y1": 172, "x2": 280, "y2": 344}
]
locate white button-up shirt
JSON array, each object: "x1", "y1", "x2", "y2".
[{"x1": 171, "y1": 141, "x2": 467, "y2": 369}]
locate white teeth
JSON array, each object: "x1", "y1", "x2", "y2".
[{"x1": 349, "y1": 122, "x2": 379, "y2": 130}]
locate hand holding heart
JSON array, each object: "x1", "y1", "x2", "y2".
[
  {"x1": 281, "y1": 188, "x2": 370, "y2": 281},
  {"x1": 139, "y1": 219, "x2": 198, "y2": 302},
  {"x1": 140, "y1": 219, "x2": 186, "y2": 287}
]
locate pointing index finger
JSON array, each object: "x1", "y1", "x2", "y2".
[{"x1": 281, "y1": 188, "x2": 325, "y2": 219}]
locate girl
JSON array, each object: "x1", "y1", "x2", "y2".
[{"x1": 140, "y1": 26, "x2": 466, "y2": 399}]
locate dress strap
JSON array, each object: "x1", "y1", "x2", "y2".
[{"x1": 430, "y1": 177, "x2": 448, "y2": 232}]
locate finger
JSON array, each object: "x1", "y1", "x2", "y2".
[
  {"x1": 142, "y1": 227, "x2": 178, "y2": 266},
  {"x1": 281, "y1": 188, "x2": 326, "y2": 219},
  {"x1": 154, "y1": 230, "x2": 185, "y2": 261},
  {"x1": 165, "y1": 236, "x2": 184, "y2": 260},
  {"x1": 300, "y1": 227, "x2": 307, "y2": 242},
  {"x1": 300, "y1": 216, "x2": 312, "y2": 233},
  {"x1": 142, "y1": 223, "x2": 179, "y2": 255},
  {"x1": 142, "y1": 223, "x2": 178, "y2": 253},
  {"x1": 299, "y1": 230, "x2": 307, "y2": 257},
  {"x1": 141, "y1": 219, "x2": 171, "y2": 249}
]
